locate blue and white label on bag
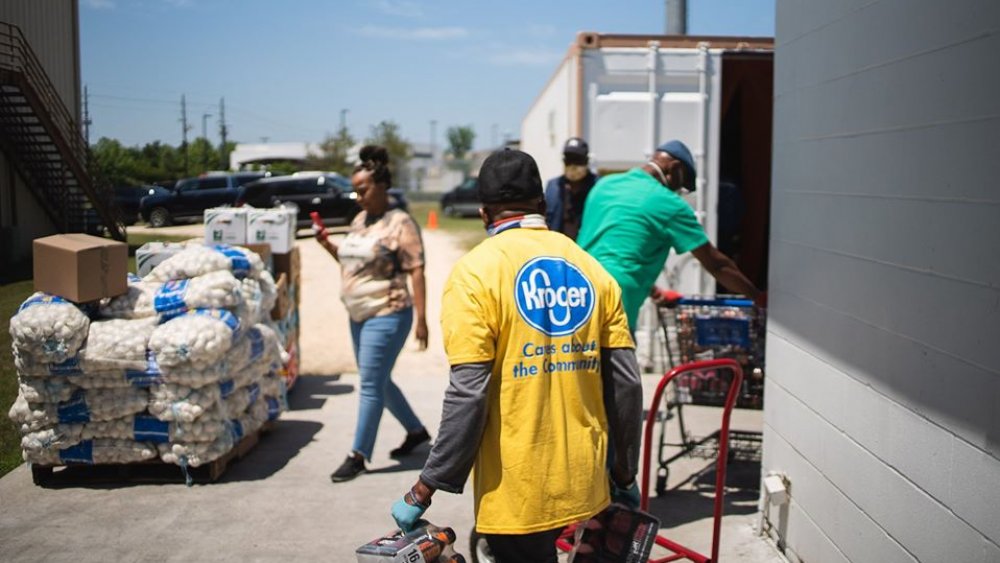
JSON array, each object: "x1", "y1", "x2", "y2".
[
  {"x1": 59, "y1": 440, "x2": 94, "y2": 464},
  {"x1": 133, "y1": 414, "x2": 171, "y2": 443},
  {"x1": 154, "y1": 279, "x2": 191, "y2": 320},
  {"x1": 515, "y1": 257, "x2": 595, "y2": 337},
  {"x1": 246, "y1": 382, "x2": 261, "y2": 406},
  {"x1": 229, "y1": 420, "x2": 244, "y2": 441},
  {"x1": 211, "y1": 245, "x2": 251, "y2": 279},
  {"x1": 190, "y1": 309, "x2": 241, "y2": 341},
  {"x1": 218, "y1": 378, "x2": 236, "y2": 399},
  {"x1": 57, "y1": 389, "x2": 91, "y2": 424},
  {"x1": 265, "y1": 396, "x2": 281, "y2": 421},
  {"x1": 126, "y1": 350, "x2": 162, "y2": 387},
  {"x1": 247, "y1": 327, "x2": 264, "y2": 361},
  {"x1": 48, "y1": 356, "x2": 83, "y2": 376},
  {"x1": 18, "y1": 293, "x2": 70, "y2": 313}
]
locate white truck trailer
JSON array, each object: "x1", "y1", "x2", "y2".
[{"x1": 521, "y1": 32, "x2": 773, "y2": 298}]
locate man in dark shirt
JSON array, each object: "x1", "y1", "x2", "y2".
[{"x1": 544, "y1": 137, "x2": 598, "y2": 240}]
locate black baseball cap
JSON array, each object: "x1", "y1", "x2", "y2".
[
  {"x1": 563, "y1": 137, "x2": 589, "y2": 158},
  {"x1": 478, "y1": 149, "x2": 544, "y2": 204}
]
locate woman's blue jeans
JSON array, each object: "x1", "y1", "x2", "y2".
[{"x1": 349, "y1": 306, "x2": 423, "y2": 460}]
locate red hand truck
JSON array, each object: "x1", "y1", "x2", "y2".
[{"x1": 555, "y1": 358, "x2": 744, "y2": 562}]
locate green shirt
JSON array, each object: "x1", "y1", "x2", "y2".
[{"x1": 577, "y1": 168, "x2": 709, "y2": 330}]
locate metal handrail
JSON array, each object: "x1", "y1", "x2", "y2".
[
  {"x1": 0, "y1": 21, "x2": 124, "y2": 239},
  {"x1": 0, "y1": 22, "x2": 87, "y2": 165}
]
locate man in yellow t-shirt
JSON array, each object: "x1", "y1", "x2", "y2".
[{"x1": 391, "y1": 149, "x2": 643, "y2": 562}]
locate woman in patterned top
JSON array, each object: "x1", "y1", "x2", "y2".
[{"x1": 315, "y1": 145, "x2": 431, "y2": 483}]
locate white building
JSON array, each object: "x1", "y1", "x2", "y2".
[{"x1": 229, "y1": 142, "x2": 322, "y2": 171}]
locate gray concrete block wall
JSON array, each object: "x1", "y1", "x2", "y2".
[{"x1": 764, "y1": 0, "x2": 1000, "y2": 560}]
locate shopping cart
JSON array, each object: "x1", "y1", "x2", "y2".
[
  {"x1": 553, "y1": 358, "x2": 745, "y2": 562},
  {"x1": 653, "y1": 295, "x2": 765, "y2": 495}
]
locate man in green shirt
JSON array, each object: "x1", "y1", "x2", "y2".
[{"x1": 577, "y1": 140, "x2": 764, "y2": 331}]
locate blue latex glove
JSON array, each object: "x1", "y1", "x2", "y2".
[
  {"x1": 391, "y1": 496, "x2": 427, "y2": 533},
  {"x1": 611, "y1": 479, "x2": 641, "y2": 509}
]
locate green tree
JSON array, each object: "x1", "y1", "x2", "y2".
[
  {"x1": 446, "y1": 125, "x2": 476, "y2": 179},
  {"x1": 189, "y1": 137, "x2": 218, "y2": 175},
  {"x1": 90, "y1": 137, "x2": 140, "y2": 186},
  {"x1": 308, "y1": 126, "x2": 355, "y2": 175},
  {"x1": 446, "y1": 125, "x2": 475, "y2": 160},
  {"x1": 219, "y1": 140, "x2": 237, "y2": 173},
  {"x1": 366, "y1": 120, "x2": 411, "y2": 188}
]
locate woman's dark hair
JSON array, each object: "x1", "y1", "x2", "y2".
[{"x1": 354, "y1": 145, "x2": 392, "y2": 189}]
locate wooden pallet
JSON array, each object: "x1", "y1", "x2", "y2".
[{"x1": 30, "y1": 422, "x2": 271, "y2": 486}]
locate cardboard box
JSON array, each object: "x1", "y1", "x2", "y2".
[
  {"x1": 241, "y1": 243, "x2": 273, "y2": 273},
  {"x1": 135, "y1": 241, "x2": 187, "y2": 277},
  {"x1": 272, "y1": 244, "x2": 300, "y2": 287},
  {"x1": 204, "y1": 207, "x2": 248, "y2": 246},
  {"x1": 247, "y1": 207, "x2": 297, "y2": 254},
  {"x1": 270, "y1": 272, "x2": 290, "y2": 321},
  {"x1": 33, "y1": 234, "x2": 128, "y2": 303}
]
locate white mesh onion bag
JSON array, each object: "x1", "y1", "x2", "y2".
[
  {"x1": 148, "y1": 309, "x2": 241, "y2": 369},
  {"x1": 100, "y1": 270, "x2": 243, "y2": 320},
  {"x1": 145, "y1": 244, "x2": 263, "y2": 283},
  {"x1": 9, "y1": 293, "x2": 90, "y2": 364}
]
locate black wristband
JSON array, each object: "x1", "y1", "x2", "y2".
[{"x1": 407, "y1": 487, "x2": 430, "y2": 509}]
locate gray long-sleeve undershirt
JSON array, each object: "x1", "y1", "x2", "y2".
[{"x1": 419, "y1": 347, "x2": 643, "y2": 494}]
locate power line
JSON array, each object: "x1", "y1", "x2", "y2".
[
  {"x1": 225, "y1": 105, "x2": 327, "y2": 135},
  {"x1": 90, "y1": 92, "x2": 215, "y2": 107}
]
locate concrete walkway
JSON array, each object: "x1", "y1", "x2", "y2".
[{"x1": 0, "y1": 229, "x2": 784, "y2": 562}]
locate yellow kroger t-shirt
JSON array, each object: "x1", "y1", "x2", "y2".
[{"x1": 440, "y1": 226, "x2": 633, "y2": 534}]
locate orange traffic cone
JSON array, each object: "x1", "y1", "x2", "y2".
[{"x1": 427, "y1": 210, "x2": 439, "y2": 230}]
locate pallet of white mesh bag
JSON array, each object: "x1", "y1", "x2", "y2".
[{"x1": 29, "y1": 421, "x2": 273, "y2": 486}]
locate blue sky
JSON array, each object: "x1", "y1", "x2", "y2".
[{"x1": 80, "y1": 0, "x2": 774, "y2": 151}]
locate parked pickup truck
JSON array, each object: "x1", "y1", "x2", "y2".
[{"x1": 139, "y1": 172, "x2": 271, "y2": 227}]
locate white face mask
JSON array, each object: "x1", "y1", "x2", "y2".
[
  {"x1": 564, "y1": 164, "x2": 588, "y2": 182},
  {"x1": 647, "y1": 161, "x2": 692, "y2": 194},
  {"x1": 647, "y1": 161, "x2": 669, "y2": 187}
]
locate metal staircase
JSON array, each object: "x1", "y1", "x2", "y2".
[{"x1": 0, "y1": 21, "x2": 124, "y2": 240}]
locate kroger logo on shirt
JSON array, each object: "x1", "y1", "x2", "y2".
[{"x1": 515, "y1": 256, "x2": 595, "y2": 337}]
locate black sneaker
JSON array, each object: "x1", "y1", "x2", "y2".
[
  {"x1": 330, "y1": 455, "x2": 366, "y2": 482},
  {"x1": 390, "y1": 428, "x2": 431, "y2": 458}
]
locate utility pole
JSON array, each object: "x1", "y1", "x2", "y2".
[
  {"x1": 339, "y1": 108, "x2": 349, "y2": 133},
  {"x1": 180, "y1": 94, "x2": 192, "y2": 175},
  {"x1": 218, "y1": 97, "x2": 228, "y2": 170},
  {"x1": 201, "y1": 112, "x2": 212, "y2": 140},
  {"x1": 82, "y1": 84, "x2": 92, "y2": 145},
  {"x1": 666, "y1": 0, "x2": 687, "y2": 35},
  {"x1": 430, "y1": 119, "x2": 437, "y2": 162},
  {"x1": 201, "y1": 113, "x2": 212, "y2": 170}
]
